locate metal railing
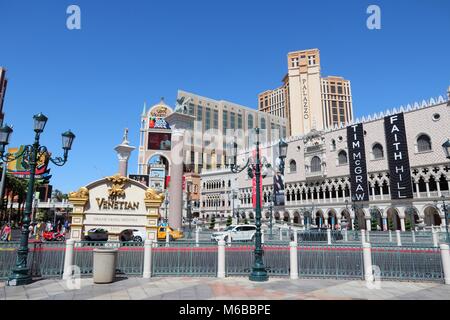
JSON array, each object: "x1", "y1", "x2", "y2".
[
  {"x1": 297, "y1": 244, "x2": 364, "y2": 279},
  {"x1": 371, "y1": 245, "x2": 443, "y2": 282},
  {"x1": 152, "y1": 241, "x2": 217, "y2": 276},
  {"x1": 0, "y1": 241, "x2": 66, "y2": 279},
  {"x1": 225, "y1": 241, "x2": 290, "y2": 276}
]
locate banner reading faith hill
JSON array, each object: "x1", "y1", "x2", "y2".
[
  {"x1": 384, "y1": 113, "x2": 414, "y2": 199},
  {"x1": 347, "y1": 123, "x2": 369, "y2": 201}
]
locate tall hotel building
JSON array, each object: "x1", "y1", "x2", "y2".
[
  {"x1": 258, "y1": 49, "x2": 353, "y2": 136},
  {"x1": 137, "y1": 90, "x2": 287, "y2": 178}
]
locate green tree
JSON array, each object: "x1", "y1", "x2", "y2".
[
  {"x1": 371, "y1": 218, "x2": 378, "y2": 231},
  {"x1": 353, "y1": 216, "x2": 359, "y2": 231},
  {"x1": 244, "y1": 218, "x2": 249, "y2": 225},
  {"x1": 209, "y1": 216, "x2": 216, "y2": 229},
  {"x1": 405, "y1": 217, "x2": 412, "y2": 231},
  {"x1": 226, "y1": 215, "x2": 232, "y2": 226},
  {"x1": 388, "y1": 218, "x2": 394, "y2": 231}
]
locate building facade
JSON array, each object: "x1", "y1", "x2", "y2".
[
  {"x1": 201, "y1": 91, "x2": 450, "y2": 231},
  {"x1": 258, "y1": 49, "x2": 353, "y2": 136}
]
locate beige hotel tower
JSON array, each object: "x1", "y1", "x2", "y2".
[{"x1": 258, "y1": 49, "x2": 353, "y2": 136}]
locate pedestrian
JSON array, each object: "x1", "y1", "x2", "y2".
[
  {"x1": 2, "y1": 223, "x2": 11, "y2": 241},
  {"x1": 28, "y1": 224, "x2": 34, "y2": 238}
]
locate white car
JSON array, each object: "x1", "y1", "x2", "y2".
[
  {"x1": 211, "y1": 225, "x2": 257, "y2": 242},
  {"x1": 119, "y1": 229, "x2": 146, "y2": 242}
]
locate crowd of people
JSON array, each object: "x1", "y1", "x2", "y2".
[{"x1": 0, "y1": 220, "x2": 70, "y2": 241}]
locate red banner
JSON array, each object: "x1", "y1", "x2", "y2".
[{"x1": 251, "y1": 149, "x2": 263, "y2": 209}]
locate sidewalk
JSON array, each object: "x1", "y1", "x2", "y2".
[{"x1": 1, "y1": 277, "x2": 449, "y2": 300}]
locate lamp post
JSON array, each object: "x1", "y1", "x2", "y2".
[
  {"x1": 268, "y1": 193, "x2": 273, "y2": 239},
  {"x1": 0, "y1": 113, "x2": 75, "y2": 286},
  {"x1": 187, "y1": 181, "x2": 193, "y2": 239},
  {"x1": 345, "y1": 195, "x2": 362, "y2": 240},
  {"x1": 437, "y1": 195, "x2": 449, "y2": 243},
  {"x1": 164, "y1": 191, "x2": 169, "y2": 225},
  {"x1": 228, "y1": 127, "x2": 271, "y2": 282}
]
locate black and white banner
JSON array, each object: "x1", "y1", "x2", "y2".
[
  {"x1": 384, "y1": 113, "x2": 414, "y2": 199},
  {"x1": 273, "y1": 172, "x2": 285, "y2": 207},
  {"x1": 347, "y1": 123, "x2": 369, "y2": 201}
]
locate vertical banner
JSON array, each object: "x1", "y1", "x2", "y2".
[
  {"x1": 273, "y1": 171, "x2": 285, "y2": 206},
  {"x1": 347, "y1": 123, "x2": 369, "y2": 201},
  {"x1": 384, "y1": 113, "x2": 414, "y2": 199},
  {"x1": 251, "y1": 149, "x2": 263, "y2": 209}
]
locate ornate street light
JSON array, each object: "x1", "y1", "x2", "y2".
[
  {"x1": 0, "y1": 114, "x2": 75, "y2": 286},
  {"x1": 436, "y1": 195, "x2": 449, "y2": 243},
  {"x1": 186, "y1": 181, "x2": 193, "y2": 239},
  {"x1": 345, "y1": 195, "x2": 362, "y2": 240},
  {"x1": 442, "y1": 139, "x2": 450, "y2": 159},
  {"x1": 227, "y1": 127, "x2": 271, "y2": 282}
]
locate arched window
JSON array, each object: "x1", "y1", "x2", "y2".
[
  {"x1": 338, "y1": 150, "x2": 347, "y2": 165},
  {"x1": 228, "y1": 180, "x2": 231, "y2": 187},
  {"x1": 248, "y1": 114, "x2": 254, "y2": 129},
  {"x1": 372, "y1": 143, "x2": 384, "y2": 159},
  {"x1": 417, "y1": 134, "x2": 432, "y2": 152},
  {"x1": 289, "y1": 160, "x2": 297, "y2": 173},
  {"x1": 260, "y1": 118, "x2": 266, "y2": 130},
  {"x1": 311, "y1": 156, "x2": 321, "y2": 172}
]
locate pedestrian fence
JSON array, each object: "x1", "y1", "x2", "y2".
[{"x1": 1, "y1": 235, "x2": 449, "y2": 284}]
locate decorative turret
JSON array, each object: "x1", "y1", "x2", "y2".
[{"x1": 114, "y1": 128, "x2": 136, "y2": 177}]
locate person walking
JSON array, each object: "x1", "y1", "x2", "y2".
[{"x1": 1, "y1": 223, "x2": 11, "y2": 241}]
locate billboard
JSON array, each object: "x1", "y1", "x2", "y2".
[
  {"x1": 347, "y1": 124, "x2": 369, "y2": 201},
  {"x1": 384, "y1": 113, "x2": 414, "y2": 199},
  {"x1": 129, "y1": 174, "x2": 149, "y2": 187},
  {"x1": 7, "y1": 145, "x2": 51, "y2": 179},
  {"x1": 148, "y1": 133, "x2": 171, "y2": 151}
]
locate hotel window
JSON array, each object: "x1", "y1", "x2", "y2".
[
  {"x1": 197, "y1": 106, "x2": 203, "y2": 121},
  {"x1": 311, "y1": 157, "x2": 321, "y2": 172},
  {"x1": 260, "y1": 118, "x2": 266, "y2": 130},
  {"x1": 213, "y1": 110, "x2": 219, "y2": 129},
  {"x1": 222, "y1": 111, "x2": 228, "y2": 132},
  {"x1": 372, "y1": 143, "x2": 384, "y2": 159},
  {"x1": 205, "y1": 108, "x2": 211, "y2": 130},
  {"x1": 188, "y1": 103, "x2": 194, "y2": 115},
  {"x1": 330, "y1": 86, "x2": 336, "y2": 94},
  {"x1": 230, "y1": 112, "x2": 236, "y2": 129},
  {"x1": 289, "y1": 160, "x2": 297, "y2": 173},
  {"x1": 417, "y1": 134, "x2": 432, "y2": 152},
  {"x1": 338, "y1": 150, "x2": 348, "y2": 165},
  {"x1": 248, "y1": 114, "x2": 254, "y2": 128},
  {"x1": 237, "y1": 114, "x2": 242, "y2": 129},
  {"x1": 308, "y1": 55, "x2": 316, "y2": 65},
  {"x1": 291, "y1": 57, "x2": 299, "y2": 67}
]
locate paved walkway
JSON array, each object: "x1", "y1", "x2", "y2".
[{"x1": 1, "y1": 277, "x2": 449, "y2": 300}]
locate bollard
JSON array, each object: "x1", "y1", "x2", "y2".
[
  {"x1": 343, "y1": 228, "x2": 348, "y2": 242},
  {"x1": 411, "y1": 230, "x2": 416, "y2": 243},
  {"x1": 362, "y1": 242, "x2": 374, "y2": 283},
  {"x1": 289, "y1": 241, "x2": 299, "y2": 280},
  {"x1": 396, "y1": 230, "x2": 402, "y2": 246},
  {"x1": 195, "y1": 228, "x2": 200, "y2": 247},
  {"x1": 217, "y1": 240, "x2": 226, "y2": 278},
  {"x1": 361, "y1": 230, "x2": 366, "y2": 244},
  {"x1": 166, "y1": 227, "x2": 170, "y2": 245},
  {"x1": 142, "y1": 240, "x2": 153, "y2": 279},
  {"x1": 366, "y1": 230, "x2": 370, "y2": 243},
  {"x1": 388, "y1": 230, "x2": 393, "y2": 242},
  {"x1": 432, "y1": 228, "x2": 439, "y2": 248},
  {"x1": 293, "y1": 229, "x2": 298, "y2": 243},
  {"x1": 279, "y1": 228, "x2": 283, "y2": 241},
  {"x1": 440, "y1": 244, "x2": 450, "y2": 285},
  {"x1": 227, "y1": 231, "x2": 232, "y2": 247},
  {"x1": 63, "y1": 239, "x2": 75, "y2": 280},
  {"x1": 327, "y1": 229, "x2": 331, "y2": 245},
  {"x1": 261, "y1": 230, "x2": 265, "y2": 244}
]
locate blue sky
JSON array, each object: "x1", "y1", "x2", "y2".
[{"x1": 0, "y1": 0, "x2": 449, "y2": 193}]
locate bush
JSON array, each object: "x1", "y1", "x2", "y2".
[
  {"x1": 209, "y1": 216, "x2": 216, "y2": 230},
  {"x1": 226, "y1": 216, "x2": 232, "y2": 226}
]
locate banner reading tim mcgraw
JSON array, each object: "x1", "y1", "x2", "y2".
[
  {"x1": 384, "y1": 113, "x2": 414, "y2": 199},
  {"x1": 347, "y1": 123, "x2": 369, "y2": 201}
]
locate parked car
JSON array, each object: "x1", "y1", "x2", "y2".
[
  {"x1": 211, "y1": 225, "x2": 257, "y2": 242},
  {"x1": 119, "y1": 229, "x2": 146, "y2": 242},
  {"x1": 298, "y1": 228, "x2": 343, "y2": 242},
  {"x1": 157, "y1": 226, "x2": 184, "y2": 241},
  {"x1": 84, "y1": 228, "x2": 108, "y2": 241}
]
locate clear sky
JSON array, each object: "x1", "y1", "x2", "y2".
[{"x1": 0, "y1": 0, "x2": 449, "y2": 193}]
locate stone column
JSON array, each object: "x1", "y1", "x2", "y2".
[
  {"x1": 63, "y1": 240, "x2": 75, "y2": 280},
  {"x1": 415, "y1": 183, "x2": 420, "y2": 198},
  {"x1": 68, "y1": 188, "x2": 89, "y2": 241},
  {"x1": 169, "y1": 129, "x2": 185, "y2": 230},
  {"x1": 400, "y1": 218, "x2": 406, "y2": 232},
  {"x1": 142, "y1": 240, "x2": 153, "y2": 279},
  {"x1": 366, "y1": 218, "x2": 371, "y2": 231},
  {"x1": 217, "y1": 240, "x2": 226, "y2": 278},
  {"x1": 363, "y1": 243, "x2": 374, "y2": 283},
  {"x1": 440, "y1": 244, "x2": 450, "y2": 285},
  {"x1": 114, "y1": 129, "x2": 136, "y2": 177},
  {"x1": 290, "y1": 242, "x2": 299, "y2": 280}
]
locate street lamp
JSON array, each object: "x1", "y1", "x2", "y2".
[
  {"x1": 345, "y1": 195, "x2": 362, "y2": 240},
  {"x1": 268, "y1": 193, "x2": 273, "y2": 239},
  {"x1": 164, "y1": 190, "x2": 169, "y2": 225},
  {"x1": 442, "y1": 139, "x2": 450, "y2": 159},
  {"x1": 227, "y1": 127, "x2": 271, "y2": 282},
  {"x1": 186, "y1": 181, "x2": 193, "y2": 239},
  {"x1": 0, "y1": 114, "x2": 75, "y2": 286},
  {"x1": 437, "y1": 195, "x2": 449, "y2": 243}
]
